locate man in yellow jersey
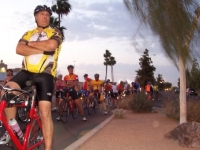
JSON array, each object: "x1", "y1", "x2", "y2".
[
  {"x1": 88, "y1": 73, "x2": 108, "y2": 115},
  {"x1": 0, "y1": 5, "x2": 62, "y2": 149}
]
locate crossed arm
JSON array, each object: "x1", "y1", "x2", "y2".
[
  {"x1": 16, "y1": 39, "x2": 58, "y2": 56},
  {"x1": 62, "y1": 80, "x2": 78, "y2": 88}
]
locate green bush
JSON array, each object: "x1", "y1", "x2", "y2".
[
  {"x1": 129, "y1": 92, "x2": 153, "y2": 113},
  {"x1": 165, "y1": 99, "x2": 200, "y2": 122}
]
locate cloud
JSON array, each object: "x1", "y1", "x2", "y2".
[{"x1": 60, "y1": 0, "x2": 136, "y2": 41}]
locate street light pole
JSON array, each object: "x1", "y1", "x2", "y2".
[{"x1": 73, "y1": 60, "x2": 76, "y2": 72}]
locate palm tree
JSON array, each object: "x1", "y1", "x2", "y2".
[
  {"x1": 51, "y1": 0, "x2": 72, "y2": 28},
  {"x1": 109, "y1": 56, "x2": 116, "y2": 82},
  {"x1": 50, "y1": 16, "x2": 66, "y2": 40},
  {"x1": 103, "y1": 50, "x2": 111, "y2": 81},
  {"x1": 124, "y1": 0, "x2": 200, "y2": 123}
]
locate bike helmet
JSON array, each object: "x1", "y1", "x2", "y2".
[
  {"x1": 83, "y1": 74, "x2": 88, "y2": 77},
  {"x1": 106, "y1": 79, "x2": 110, "y2": 83},
  {"x1": 67, "y1": 65, "x2": 74, "y2": 69},
  {"x1": 58, "y1": 74, "x2": 62, "y2": 77},
  {"x1": 94, "y1": 73, "x2": 99, "y2": 77},
  {"x1": 34, "y1": 5, "x2": 52, "y2": 16}
]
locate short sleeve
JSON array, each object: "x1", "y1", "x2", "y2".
[
  {"x1": 75, "y1": 75, "x2": 79, "y2": 82},
  {"x1": 19, "y1": 31, "x2": 29, "y2": 43},
  {"x1": 50, "y1": 28, "x2": 63, "y2": 46}
]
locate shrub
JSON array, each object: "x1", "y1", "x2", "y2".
[
  {"x1": 117, "y1": 95, "x2": 132, "y2": 109},
  {"x1": 112, "y1": 109, "x2": 126, "y2": 119},
  {"x1": 165, "y1": 99, "x2": 200, "y2": 122},
  {"x1": 129, "y1": 92, "x2": 153, "y2": 113},
  {"x1": 165, "y1": 99, "x2": 180, "y2": 120}
]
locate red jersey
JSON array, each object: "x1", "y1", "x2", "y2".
[
  {"x1": 117, "y1": 84, "x2": 124, "y2": 92},
  {"x1": 55, "y1": 79, "x2": 63, "y2": 90},
  {"x1": 83, "y1": 77, "x2": 92, "y2": 90},
  {"x1": 145, "y1": 84, "x2": 151, "y2": 92},
  {"x1": 104, "y1": 84, "x2": 112, "y2": 91},
  {"x1": 64, "y1": 74, "x2": 79, "y2": 88}
]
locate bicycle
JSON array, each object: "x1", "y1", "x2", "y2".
[
  {"x1": 57, "y1": 89, "x2": 78, "y2": 123},
  {"x1": 104, "y1": 91, "x2": 113, "y2": 107},
  {"x1": 0, "y1": 84, "x2": 44, "y2": 150},
  {"x1": 80, "y1": 91, "x2": 87, "y2": 109},
  {"x1": 88, "y1": 90, "x2": 100, "y2": 115}
]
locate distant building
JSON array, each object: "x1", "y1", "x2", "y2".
[{"x1": 0, "y1": 60, "x2": 21, "y2": 84}]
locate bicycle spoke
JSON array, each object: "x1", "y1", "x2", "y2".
[{"x1": 27, "y1": 119, "x2": 44, "y2": 150}]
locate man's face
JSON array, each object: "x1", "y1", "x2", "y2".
[
  {"x1": 7, "y1": 71, "x2": 12, "y2": 76},
  {"x1": 68, "y1": 68, "x2": 74, "y2": 74},
  {"x1": 94, "y1": 76, "x2": 99, "y2": 81},
  {"x1": 58, "y1": 76, "x2": 62, "y2": 80},
  {"x1": 35, "y1": 11, "x2": 50, "y2": 27}
]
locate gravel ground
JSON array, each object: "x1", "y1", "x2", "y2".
[{"x1": 78, "y1": 108, "x2": 194, "y2": 150}]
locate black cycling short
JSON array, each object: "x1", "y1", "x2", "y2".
[
  {"x1": 55, "y1": 90, "x2": 63, "y2": 98},
  {"x1": 10, "y1": 70, "x2": 54, "y2": 102},
  {"x1": 61, "y1": 88, "x2": 79, "y2": 100},
  {"x1": 111, "y1": 92, "x2": 118, "y2": 98}
]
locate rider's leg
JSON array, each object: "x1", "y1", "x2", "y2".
[
  {"x1": 74, "y1": 99, "x2": 84, "y2": 115},
  {"x1": 0, "y1": 82, "x2": 20, "y2": 145},
  {"x1": 38, "y1": 101, "x2": 53, "y2": 150},
  {"x1": 100, "y1": 93, "x2": 107, "y2": 115},
  {"x1": 71, "y1": 90, "x2": 87, "y2": 121},
  {"x1": 3, "y1": 82, "x2": 20, "y2": 121}
]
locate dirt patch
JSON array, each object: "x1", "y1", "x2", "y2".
[{"x1": 78, "y1": 108, "x2": 194, "y2": 150}]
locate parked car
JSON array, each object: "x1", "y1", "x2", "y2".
[{"x1": 174, "y1": 88, "x2": 180, "y2": 93}]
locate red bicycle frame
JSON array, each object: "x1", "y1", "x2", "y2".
[{"x1": 0, "y1": 89, "x2": 44, "y2": 150}]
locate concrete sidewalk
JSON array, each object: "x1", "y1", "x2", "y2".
[{"x1": 64, "y1": 108, "x2": 193, "y2": 150}]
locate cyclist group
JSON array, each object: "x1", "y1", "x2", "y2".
[{"x1": 52, "y1": 66, "x2": 130, "y2": 120}]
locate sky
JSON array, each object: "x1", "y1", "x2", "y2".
[{"x1": 0, "y1": 0, "x2": 180, "y2": 85}]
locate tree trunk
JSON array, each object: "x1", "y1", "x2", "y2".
[
  {"x1": 105, "y1": 65, "x2": 108, "y2": 81},
  {"x1": 179, "y1": 7, "x2": 200, "y2": 124},
  {"x1": 111, "y1": 65, "x2": 114, "y2": 82},
  {"x1": 179, "y1": 56, "x2": 187, "y2": 124}
]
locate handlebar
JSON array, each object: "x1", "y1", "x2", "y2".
[
  {"x1": 0, "y1": 84, "x2": 35, "y2": 105},
  {"x1": 0, "y1": 84, "x2": 34, "y2": 95}
]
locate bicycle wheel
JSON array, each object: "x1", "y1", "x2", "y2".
[
  {"x1": 82, "y1": 97, "x2": 87, "y2": 109},
  {"x1": 59, "y1": 100, "x2": 70, "y2": 123},
  {"x1": 27, "y1": 119, "x2": 44, "y2": 150},
  {"x1": 71, "y1": 103, "x2": 78, "y2": 119},
  {"x1": 88, "y1": 99, "x2": 95, "y2": 115}
]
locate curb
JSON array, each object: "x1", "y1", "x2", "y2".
[{"x1": 64, "y1": 114, "x2": 114, "y2": 150}]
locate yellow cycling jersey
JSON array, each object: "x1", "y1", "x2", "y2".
[
  {"x1": 90, "y1": 79, "x2": 103, "y2": 90},
  {"x1": 20, "y1": 27, "x2": 62, "y2": 77}
]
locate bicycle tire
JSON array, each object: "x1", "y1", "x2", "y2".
[
  {"x1": 71, "y1": 103, "x2": 78, "y2": 119},
  {"x1": 93, "y1": 98, "x2": 99, "y2": 113},
  {"x1": 88, "y1": 99, "x2": 94, "y2": 115},
  {"x1": 27, "y1": 119, "x2": 44, "y2": 150},
  {"x1": 82, "y1": 97, "x2": 87, "y2": 109},
  {"x1": 59, "y1": 100, "x2": 70, "y2": 123}
]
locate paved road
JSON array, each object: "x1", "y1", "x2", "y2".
[{"x1": 51, "y1": 107, "x2": 112, "y2": 150}]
